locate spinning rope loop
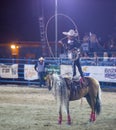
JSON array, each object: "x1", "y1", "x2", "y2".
[{"x1": 45, "y1": 13, "x2": 79, "y2": 59}]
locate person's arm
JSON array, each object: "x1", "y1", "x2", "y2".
[{"x1": 34, "y1": 63, "x2": 38, "y2": 72}]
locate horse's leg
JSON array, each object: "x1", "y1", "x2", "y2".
[
  {"x1": 67, "y1": 110, "x2": 71, "y2": 125},
  {"x1": 86, "y1": 95, "x2": 96, "y2": 122},
  {"x1": 90, "y1": 110, "x2": 96, "y2": 122},
  {"x1": 58, "y1": 105, "x2": 62, "y2": 124},
  {"x1": 90, "y1": 88, "x2": 100, "y2": 122},
  {"x1": 89, "y1": 98, "x2": 96, "y2": 122},
  {"x1": 66, "y1": 101, "x2": 71, "y2": 125},
  {"x1": 90, "y1": 93, "x2": 101, "y2": 122}
]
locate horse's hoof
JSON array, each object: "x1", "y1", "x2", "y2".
[
  {"x1": 58, "y1": 121, "x2": 62, "y2": 125},
  {"x1": 67, "y1": 121, "x2": 71, "y2": 125},
  {"x1": 89, "y1": 119, "x2": 95, "y2": 122}
]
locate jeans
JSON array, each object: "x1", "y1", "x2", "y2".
[
  {"x1": 38, "y1": 72, "x2": 45, "y2": 86},
  {"x1": 73, "y1": 58, "x2": 84, "y2": 77}
]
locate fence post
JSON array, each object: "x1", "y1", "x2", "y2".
[{"x1": 27, "y1": 59, "x2": 31, "y2": 86}]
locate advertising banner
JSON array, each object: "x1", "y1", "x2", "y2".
[
  {"x1": 82, "y1": 66, "x2": 116, "y2": 83},
  {"x1": 60, "y1": 65, "x2": 116, "y2": 83},
  {"x1": 45, "y1": 64, "x2": 60, "y2": 74},
  {"x1": 0, "y1": 64, "x2": 18, "y2": 78},
  {"x1": 24, "y1": 64, "x2": 38, "y2": 80},
  {"x1": 60, "y1": 65, "x2": 80, "y2": 78}
]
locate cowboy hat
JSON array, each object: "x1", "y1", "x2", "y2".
[
  {"x1": 62, "y1": 29, "x2": 78, "y2": 37},
  {"x1": 38, "y1": 57, "x2": 44, "y2": 61}
]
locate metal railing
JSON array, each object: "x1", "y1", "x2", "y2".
[{"x1": 0, "y1": 57, "x2": 116, "y2": 88}]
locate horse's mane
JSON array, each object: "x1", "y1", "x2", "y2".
[
  {"x1": 52, "y1": 73, "x2": 66, "y2": 88},
  {"x1": 52, "y1": 73, "x2": 61, "y2": 81},
  {"x1": 51, "y1": 73, "x2": 69, "y2": 100}
]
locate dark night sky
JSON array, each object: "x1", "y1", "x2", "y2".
[{"x1": 0, "y1": 0, "x2": 116, "y2": 43}]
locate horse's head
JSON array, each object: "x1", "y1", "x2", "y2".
[{"x1": 46, "y1": 74, "x2": 53, "y2": 91}]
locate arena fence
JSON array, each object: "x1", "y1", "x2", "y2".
[{"x1": 0, "y1": 57, "x2": 115, "y2": 88}]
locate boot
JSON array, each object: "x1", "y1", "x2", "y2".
[{"x1": 72, "y1": 75, "x2": 77, "y2": 80}]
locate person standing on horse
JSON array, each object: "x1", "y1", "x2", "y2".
[{"x1": 62, "y1": 29, "x2": 86, "y2": 84}]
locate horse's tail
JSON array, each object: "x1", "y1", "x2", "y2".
[
  {"x1": 56, "y1": 80, "x2": 69, "y2": 113},
  {"x1": 95, "y1": 83, "x2": 102, "y2": 115}
]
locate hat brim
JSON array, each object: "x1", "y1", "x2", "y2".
[{"x1": 62, "y1": 31, "x2": 78, "y2": 37}]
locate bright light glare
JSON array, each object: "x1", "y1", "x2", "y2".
[{"x1": 11, "y1": 45, "x2": 16, "y2": 49}]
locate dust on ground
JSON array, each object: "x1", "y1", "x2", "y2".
[{"x1": 0, "y1": 85, "x2": 116, "y2": 130}]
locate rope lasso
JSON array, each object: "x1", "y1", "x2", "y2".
[{"x1": 45, "y1": 13, "x2": 79, "y2": 59}]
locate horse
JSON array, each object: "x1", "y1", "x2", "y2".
[{"x1": 46, "y1": 73, "x2": 102, "y2": 125}]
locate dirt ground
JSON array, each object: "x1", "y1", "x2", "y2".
[{"x1": 0, "y1": 85, "x2": 116, "y2": 130}]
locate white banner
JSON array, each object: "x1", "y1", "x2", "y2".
[
  {"x1": 24, "y1": 64, "x2": 38, "y2": 80},
  {"x1": 0, "y1": 64, "x2": 18, "y2": 78},
  {"x1": 82, "y1": 66, "x2": 116, "y2": 83},
  {"x1": 60, "y1": 65, "x2": 116, "y2": 83},
  {"x1": 60, "y1": 65, "x2": 80, "y2": 78}
]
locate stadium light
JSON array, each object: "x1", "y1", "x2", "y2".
[
  {"x1": 10, "y1": 44, "x2": 19, "y2": 56},
  {"x1": 11, "y1": 44, "x2": 16, "y2": 49}
]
